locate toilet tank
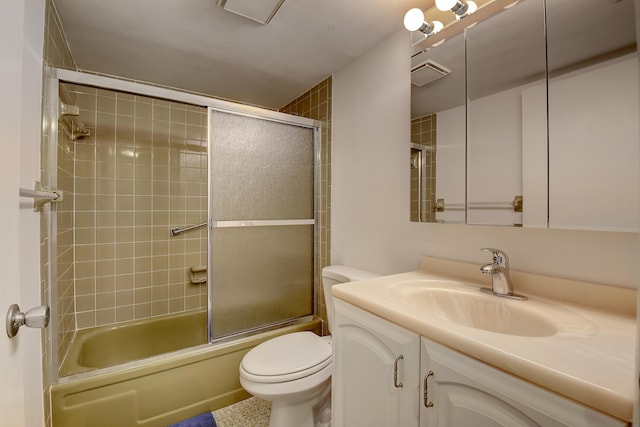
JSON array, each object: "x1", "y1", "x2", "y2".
[{"x1": 321, "y1": 265, "x2": 380, "y2": 333}]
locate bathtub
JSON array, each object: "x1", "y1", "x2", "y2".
[{"x1": 51, "y1": 310, "x2": 321, "y2": 427}]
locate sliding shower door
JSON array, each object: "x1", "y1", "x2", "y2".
[{"x1": 208, "y1": 108, "x2": 317, "y2": 339}]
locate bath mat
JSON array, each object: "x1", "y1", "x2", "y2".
[{"x1": 167, "y1": 411, "x2": 217, "y2": 427}]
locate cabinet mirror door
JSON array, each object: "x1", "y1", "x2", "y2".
[
  {"x1": 410, "y1": 0, "x2": 639, "y2": 232},
  {"x1": 546, "y1": 0, "x2": 638, "y2": 232},
  {"x1": 465, "y1": 0, "x2": 546, "y2": 227},
  {"x1": 411, "y1": 32, "x2": 466, "y2": 224}
]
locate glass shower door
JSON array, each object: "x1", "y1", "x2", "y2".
[{"x1": 208, "y1": 108, "x2": 317, "y2": 339}]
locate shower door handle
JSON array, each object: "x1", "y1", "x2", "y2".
[{"x1": 6, "y1": 304, "x2": 50, "y2": 338}]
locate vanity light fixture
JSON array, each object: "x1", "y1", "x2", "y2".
[
  {"x1": 435, "y1": 0, "x2": 478, "y2": 19},
  {"x1": 404, "y1": 8, "x2": 444, "y2": 36}
]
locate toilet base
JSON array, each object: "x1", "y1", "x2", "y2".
[{"x1": 268, "y1": 386, "x2": 331, "y2": 427}]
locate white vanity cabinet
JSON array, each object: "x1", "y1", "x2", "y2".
[
  {"x1": 332, "y1": 299, "x2": 420, "y2": 427},
  {"x1": 420, "y1": 337, "x2": 628, "y2": 427},
  {"x1": 333, "y1": 299, "x2": 628, "y2": 427}
]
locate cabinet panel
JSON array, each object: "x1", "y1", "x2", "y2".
[
  {"x1": 420, "y1": 337, "x2": 628, "y2": 427},
  {"x1": 333, "y1": 299, "x2": 420, "y2": 427},
  {"x1": 428, "y1": 383, "x2": 538, "y2": 427}
]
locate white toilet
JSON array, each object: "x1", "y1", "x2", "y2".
[{"x1": 239, "y1": 265, "x2": 380, "y2": 427}]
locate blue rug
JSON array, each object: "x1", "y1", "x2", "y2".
[{"x1": 167, "y1": 412, "x2": 217, "y2": 427}]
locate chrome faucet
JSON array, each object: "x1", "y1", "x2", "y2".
[{"x1": 479, "y1": 248, "x2": 527, "y2": 300}]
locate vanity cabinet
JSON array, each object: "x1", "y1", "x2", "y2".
[
  {"x1": 420, "y1": 337, "x2": 627, "y2": 427},
  {"x1": 332, "y1": 299, "x2": 420, "y2": 427},
  {"x1": 333, "y1": 299, "x2": 628, "y2": 427}
]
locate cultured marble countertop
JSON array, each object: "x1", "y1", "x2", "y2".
[{"x1": 331, "y1": 256, "x2": 637, "y2": 422}]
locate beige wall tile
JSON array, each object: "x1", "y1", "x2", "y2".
[
  {"x1": 279, "y1": 76, "x2": 332, "y2": 330},
  {"x1": 116, "y1": 306, "x2": 134, "y2": 322}
]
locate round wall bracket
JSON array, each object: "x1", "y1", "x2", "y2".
[{"x1": 6, "y1": 304, "x2": 22, "y2": 338}]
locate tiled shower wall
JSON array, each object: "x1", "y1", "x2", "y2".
[
  {"x1": 410, "y1": 114, "x2": 437, "y2": 222},
  {"x1": 280, "y1": 77, "x2": 332, "y2": 333},
  {"x1": 67, "y1": 83, "x2": 209, "y2": 329},
  {"x1": 42, "y1": 0, "x2": 77, "y2": 424},
  {"x1": 54, "y1": 88, "x2": 76, "y2": 365}
]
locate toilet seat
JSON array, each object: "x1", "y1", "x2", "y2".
[{"x1": 240, "y1": 332, "x2": 332, "y2": 383}]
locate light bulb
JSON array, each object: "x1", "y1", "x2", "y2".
[
  {"x1": 404, "y1": 8, "x2": 425, "y2": 31},
  {"x1": 435, "y1": 0, "x2": 458, "y2": 11},
  {"x1": 432, "y1": 20, "x2": 444, "y2": 33},
  {"x1": 467, "y1": 1, "x2": 477, "y2": 14}
]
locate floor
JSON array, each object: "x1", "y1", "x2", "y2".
[{"x1": 212, "y1": 397, "x2": 271, "y2": 427}]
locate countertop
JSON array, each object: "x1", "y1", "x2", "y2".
[{"x1": 331, "y1": 256, "x2": 636, "y2": 422}]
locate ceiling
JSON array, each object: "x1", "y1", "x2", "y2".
[{"x1": 52, "y1": 0, "x2": 425, "y2": 109}]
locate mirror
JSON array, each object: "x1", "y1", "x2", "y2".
[
  {"x1": 410, "y1": 31, "x2": 465, "y2": 223},
  {"x1": 546, "y1": 0, "x2": 638, "y2": 231},
  {"x1": 409, "y1": 0, "x2": 638, "y2": 232},
  {"x1": 465, "y1": 0, "x2": 545, "y2": 227}
]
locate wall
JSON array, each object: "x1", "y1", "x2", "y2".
[
  {"x1": 331, "y1": 29, "x2": 639, "y2": 289},
  {"x1": 41, "y1": 3, "x2": 77, "y2": 424},
  {"x1": 0, "y1": 1, "x2": 46, "y2": 426}
]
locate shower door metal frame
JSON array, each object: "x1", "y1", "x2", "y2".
[
  {"x1": 206, "y1": 102, "x2": 321, "y2": 343},
  {"x1": 411, "y1": 143, "x2": 427, "y2": 222}
]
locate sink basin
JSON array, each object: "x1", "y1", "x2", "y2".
[{"x1": 395, "y1": 284, "x2": 559, "y2": 337}]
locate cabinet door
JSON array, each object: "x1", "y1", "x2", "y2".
[
  {"x1": 333, "y1": 299, "x2": 420, "y2": 427},
  {"x1": 420, "y1": 337, "x2": 628, "y2": 427}
]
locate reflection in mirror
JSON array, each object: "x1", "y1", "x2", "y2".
[
  {"x1": 466, "y1": 0, "x2": 546, "y2": 226},
  {"x1": 410, "y1": 32, "x2": 466, "y2": 223},
  {"x1": 410, "y1": 143, "x2": 432, "y2": 222},
  {"x1": 546, "y1": 0, "x2": 638, "y2": 232}
]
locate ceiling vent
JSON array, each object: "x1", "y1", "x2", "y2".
[
  {"x1": 411, "y1": 60, "x2": 452, "y2": 86},
  {"x1": 216, "y1": 0, "x2": 286, "y2": 25}
]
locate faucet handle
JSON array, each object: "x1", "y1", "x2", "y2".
[{"x1": 481, "y1": 248, "x2": 509, "y2": 268}]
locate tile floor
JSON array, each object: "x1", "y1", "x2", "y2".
[{"x1": 212, "y1": 397, "x2": 271, "y2": 427}]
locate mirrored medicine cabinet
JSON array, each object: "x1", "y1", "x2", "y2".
[{"x1": 409, "y1": 0, "x2": 639, "y2": 232}]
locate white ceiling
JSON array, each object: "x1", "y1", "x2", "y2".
[{"x1": 52, "y1": 0, "x2": 425, "y2": 109}]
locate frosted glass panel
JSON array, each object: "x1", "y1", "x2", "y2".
[
  {"x1": 210, "y1": 226, "x2": 313, "y2": 338},
  {"x1": 210, "y1": 111, "x2": 314, "y2": 221},
  {"x1": 209, "y1": 109, "x2": 316, "y2": 339}
]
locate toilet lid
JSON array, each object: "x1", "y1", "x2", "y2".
[{"x1": 241, "y1": 331, "x2": 332, "y2": 383}]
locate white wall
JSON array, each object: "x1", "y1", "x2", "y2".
[
  {"x1": 0, "y1": 1, "x2": 46, "y2": 426},
  {"x1": 331, "y1": 29, "x2": 639, "y2": 289}
]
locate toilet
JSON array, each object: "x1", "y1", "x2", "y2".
[{"x1": 239, "y1": 265, "x2": 380, "y2": 427}]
